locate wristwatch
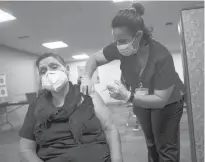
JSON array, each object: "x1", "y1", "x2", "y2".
[{"x1": 128, "y1": 91, "x2": 134, "y2": 103}]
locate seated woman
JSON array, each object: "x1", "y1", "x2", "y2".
[{"x1": 19, "y1": 53, "x2": 122, "y2": 162}]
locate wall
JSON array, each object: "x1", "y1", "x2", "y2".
[
  {"x1": 0, "y1": 45, "x2": 38, "y2": 129},
  {"x1": 0, "y1": 45, "x2": 38, "y2": 99},
  {"x1": 181, "y1": 7, "x2": 204, "y2": 162},
  {"x1": 68, "y1": 53, "x2": 184, "y2": 103},
  {"x1": 173, "y1": 53, "x2": 184, "y2": 82}
]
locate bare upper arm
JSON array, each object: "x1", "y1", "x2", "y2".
[
  {"x1": 153, "y1": 53, "x2": 176, "y2": 101},
  {"x1": 154, "y1": 85, "x2": 174, "y2": 102},
  {"x1": 93, "y1": 49, "x2": 111, "y2": 67},
  {"x1": 19, "y1": 137, "x2": 37, "y2": 152},
  {"x1": 91, "y1": 92, "x2": 115, "y2": 131}
]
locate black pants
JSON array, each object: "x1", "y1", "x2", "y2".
[{"x1": 133, "y1": 100, "x2": 184, "y2": 162}]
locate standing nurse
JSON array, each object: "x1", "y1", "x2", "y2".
[{"x1": 81, "y1": 3, "x2": 185, "y2": 162}]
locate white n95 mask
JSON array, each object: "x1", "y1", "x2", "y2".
[
  {"x1": 41, "y1": 70, "x2": 68, "y2": 92},
  {"x1": 117, "y1": 38, "x2": 138, "y2": 56}
]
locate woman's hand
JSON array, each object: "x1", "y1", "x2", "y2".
[
  {"x1": 107, "y1": 80, "x2": 130, "y2": 102},
  {"x1": 80, "y1": 75, "x2": 93, "y2": 95}
]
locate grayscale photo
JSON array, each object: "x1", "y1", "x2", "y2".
[{"x1": 0, "y1": 1, "x2": 203, "y2": 162}]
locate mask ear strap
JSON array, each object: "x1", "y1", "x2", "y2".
[
  {"x1": 62, "y1": 67, "x2": 67, "y2": 73},
  {"x1": 133, "y1": 30, "x2": 143, "y2": 43},
  {"x1": 132, "y1": 36, "x2": 138, "y2": 45},
  {"x1": 61, "y1": 67, "x2": 69, "y2": 79}
]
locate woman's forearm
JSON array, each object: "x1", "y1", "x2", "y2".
[
  {"x1": 20, "y1": 150, "x2": 43, "y2": 162},
  {"x1": 133, "y1": 94, "x2": 166, "y2": 109},
  {"x1": 84, "y1": 55, "x2": 98, "y2": 78},
  {"x1": 105, "y1": 125, "x2": 123, "y2": 162}
]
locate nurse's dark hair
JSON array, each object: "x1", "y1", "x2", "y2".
[
  {"x1": 36, "y1": 52, "x2": 66, "y2": 68},
  {"x1": 112, "y1": 3, "x2": 152, "y2": 44}
]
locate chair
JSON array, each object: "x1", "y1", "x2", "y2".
[
  {"x1": 0, "y1": 102, "x2": 14, "y2": 129},
  {"x1": 26, "y1": 92, "x2": 37, "y2": 105}
]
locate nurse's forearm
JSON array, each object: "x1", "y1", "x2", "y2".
[
  {"x1": 105, "y1": 125, "x2": 123, "y2": 162},
  {"x1": 133, "y1": 94, "x2": 166, "y2": 109},
  {"x1": 84, "y1": 56, "x2": 98, "y2": 78},
  {"x1": 20, "y1": 150, "x2": 43, "y2": 162}
]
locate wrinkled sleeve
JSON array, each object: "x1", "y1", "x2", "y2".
[
  {"x1": 103, "y1": 42, "x2": 121, "y2": 61},
  {"x1": 154, "y1": 54, "x2": 176, "y2": 90},
  {"x1": 19, "y1": 103, "x2": 36, "y2": 140}
]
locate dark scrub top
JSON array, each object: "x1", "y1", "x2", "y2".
[
  {"x1": 103, "y1": 39, "x2": 184, "y2": 104},
  {"x1": 19, "y1": 82, "x2": 111, "y2": 162}
]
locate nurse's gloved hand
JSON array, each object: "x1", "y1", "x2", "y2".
[
  {"x1": 107, "y1": 80, "x2": 131, "y2": 102},
  {"x1": 80, "y1": 75, "x2": 93, "y2": 95}
]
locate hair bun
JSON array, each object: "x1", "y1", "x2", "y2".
[{"x1": 131, "y1": 3, "x2": 145, "y2": 16}]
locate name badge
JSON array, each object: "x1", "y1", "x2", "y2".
[{"x1": 135, "y1": 88, "x2": 149, "y2": 95}]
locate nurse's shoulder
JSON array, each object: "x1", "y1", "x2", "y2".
[{"x1": 151, "y1": 39, "x2": 172, "y2": 62}]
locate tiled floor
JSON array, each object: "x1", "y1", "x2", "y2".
[{"x1": 0, "y1": 103, "x2": 191, "y2": 162}]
